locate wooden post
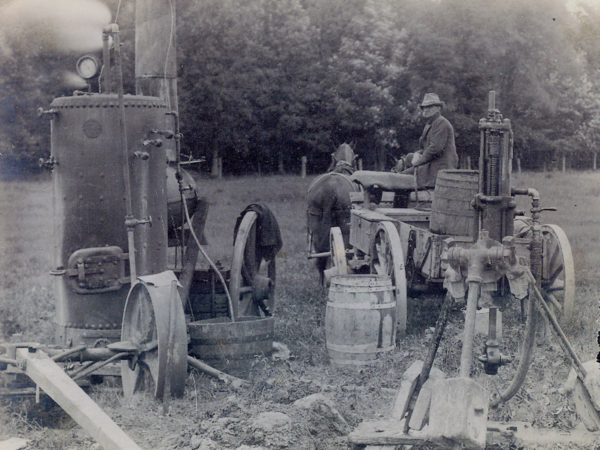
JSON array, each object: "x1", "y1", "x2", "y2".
[
  {"x1": 217, "y1": 157, "x2": 223, "y2": 179},
  {"x1": 593, "y1": 152, "x2": 597, "y2": 171},
  {"x1": 517, "y1": 158, "x2": 522, "y2": 174},
  {"x1": 562, "y1": 154, "x2": 566, "y2": 173},
  {"x1": 543, "y1": 160, "x2": 547, "y2": 172},
  {"x1": 16, "y1": 348, "x2": 142, "y2": 450},
  {"x1": 466, "y1": 156, "x2": 472, "y2": 170},
  {"x1": 358, "y1": 158, "x2": 363, "y2": 171},
  {"x1": 211, "y1": 147, "x2": 219, "y2": 178},
  {"x1": 301, "y1": 156, "x2": 307, "y2": 178}
]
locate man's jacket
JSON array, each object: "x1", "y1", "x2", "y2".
[{"x1": 415, "y1": 113, "x2": 458, "y2": 189}]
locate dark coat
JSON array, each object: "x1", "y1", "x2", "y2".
[
  {"x1": 414, "y1": 113, "x2": 458, "y2": 189},
  {"x1": 306, "y1": 164, "x2": 359, "y2": 274}
]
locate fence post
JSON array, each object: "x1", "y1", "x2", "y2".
[
  {"x1": 516, "y1": 157, "x2": 522, "y2": 174},
  {"x1": 466, "y1": 156, "x2": 472, "y2": 170},
  {"x1": 562, "y1": 154, "x2": 566, "y2": 173},
  {"x1": 300, "y1": 156, "x2": 307, "y2": 178},
  {"x1": 594, "y1": 152, "x2": 597, "y2": 171},
  {"x1": 358, "y1": 158, "x2": 363, "y2": 171},
  {"x1": 217, "y1": 157, "x2": 223, "y2": 179}
]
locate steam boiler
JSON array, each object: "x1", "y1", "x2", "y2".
[{"x1": 31, "y1": 2, "x2": 280, "y2": 395}]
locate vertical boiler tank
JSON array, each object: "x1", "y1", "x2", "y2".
[{"x1": 49, "y1": 93, "x2": 169, "y2": 347}]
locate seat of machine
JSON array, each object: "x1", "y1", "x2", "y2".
[{"x1": 351, "y1": 171, "x2": 416, "y2": 191}]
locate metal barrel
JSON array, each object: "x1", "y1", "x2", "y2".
[
  {"x1": 325, "y1": 274, "x2": 396, "y2": 367},
  {"x1": 50, "y1": 93, "x2": 169, "y2": 346},
  {"x1": 429, "y1": 170, "x2": 479, "y2": 238},
  {"x1": 187, "y1": 317, "x2": 275, "y2": 375}
]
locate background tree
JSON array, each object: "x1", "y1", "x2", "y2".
[{"x1": 2, "y1": 0, "x2": 600, "y2": 176}]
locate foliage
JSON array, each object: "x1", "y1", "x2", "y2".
[{"x1": 1, "y1": 0, "x2": 600, "y2": 174}]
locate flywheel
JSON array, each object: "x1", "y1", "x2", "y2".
[{"x1": 121, "y1": 271, "x2": 188, "y2": 400}]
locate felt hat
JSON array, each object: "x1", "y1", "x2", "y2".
[{"x1": 420, "y1": 92, "x2": 444, "y2": 108}]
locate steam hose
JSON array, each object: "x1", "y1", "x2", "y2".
[
  {"x1": 181, "y1": 193, "x2": 236, "y2": 322},
  {"x1": 490, "y1": 277, "x2": 538, "y2": 407}
]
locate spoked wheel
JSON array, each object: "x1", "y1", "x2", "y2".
[
  {"x1": 230, "y1": 211, "x2": 277, "y2": 319},
  {"x1": 540, "y1": 224, "x2": 575, "y2": 322},
  {"x1": 322, "y1": 227, "x2": 349, "y2": 286},
  {"x1": 369, "y1": 221, "x2": 408, "y2": 336},
  {"x1": 121, "y1": 274, "x2": 188, "y2": 400}
]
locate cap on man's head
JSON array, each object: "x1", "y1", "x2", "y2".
[
  {"x1": 420, "y1": 93, "x2": 444, "y2": 108},
  {"x1": 333, "y1": 143, "x2": 355, "y2": 164}
]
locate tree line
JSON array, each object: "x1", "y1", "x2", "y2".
[{"x1": 1, "y1": 0, "x2": 599, "y2": 176}]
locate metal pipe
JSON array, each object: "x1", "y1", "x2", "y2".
[
  {"x1": 50, "y1": 345, "x2": 87, "y2": 362},
  {"x1": 459, "y1": 281, "x2": 481, "y2": 377},
  {"x1": 50, "y1": 347, "x2": 124, "y2": 363},
  {"x1": 0, "y1": 357, "x2": 18, "y2": 367},
  {"x1": 110, "y1": 24, "x2": 137, "y2": 284},
  {"x1": 101, "y1": 30, "x2": 112, "y2": 93},
  {"x1": 528, "y1": 274, "x2": 587, "y2": 379},
  {"x1": 187, "y1": 355, "x2": 248, "y2": 389},
  {"x1": 72, "y1": 352, "x2": 129, "y2": 381},
  {"x1": 136, "y1": 152, "x2": 150, "y2": 275},
  {"x1": 308, "y1": 251, "x2": 330, "y2": 260}
]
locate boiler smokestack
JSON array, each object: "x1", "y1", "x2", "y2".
[{"x1": 135, "y1": 0, "x2": 178, "y2": 114}]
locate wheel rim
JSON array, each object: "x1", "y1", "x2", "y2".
[
  {"x1": 540, "y1": 224, "x2": 575, "y2": 322},
  {"x1": 329, "y1": 227, "x2": 348, "y2": 277},
  {"x1": 369, "y1": 221, "x2": 408, "y2": 335},
  {"x1": 121, "y1": 277, "x2": 188, "y2": 400},
  {"x1": 230, "y1": 211, "x2": 277, "y2": 318}
]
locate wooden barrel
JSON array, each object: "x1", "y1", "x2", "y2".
[
  {"x1": 430, "y1": 170, "x2": 479, "y2": 237},
  {"x1": 326, "y1": 275, "x2": 396, "y2": 367},
  {"x1": 188, "y1": 316, "x2": 274, "y2": 375}
]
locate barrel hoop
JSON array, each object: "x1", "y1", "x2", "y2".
[
  {"x1": 329, "y1": 358, "x2": 378, "y2": 366},
  {"x1": 199, "y1": 353, "x2": 267, "y2": 362},
  {"x1": 329, "y1": 285, "x2": 392, "y2": 293},
  {"x1": 326, "y1": 302, "x2": 395, "y2": 310},
  {"x1": 326, "y1": 343, "x2": 395, "y2": 354}
]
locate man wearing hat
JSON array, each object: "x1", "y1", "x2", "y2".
[{"x1": 403, "y1": 93, "x2": 458, "y2": 189}]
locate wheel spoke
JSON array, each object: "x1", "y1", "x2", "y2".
[
  {"x1": 369, "y1": 221, "x2": 407, "y2": 335},
  {"x1": 546, "y1": 264, "x2": 564, "y2": 287},
  {"x1": 545, "y1": 282, "x2": 565, "y2": 293},
  {"x1": 545, "y1": 292, "x2": 563, "y2": 314}
]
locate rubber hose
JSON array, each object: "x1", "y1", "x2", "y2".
[{"x1": 490, "y1": 283, "x2": 537, "y2": 407}]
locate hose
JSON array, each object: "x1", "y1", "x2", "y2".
[
  {"x1": 181, "y1": 193, "x2": 236, "y2": 323},
  {"x1": 490, "y1": 277, "x2": 537, "y2": 407}
]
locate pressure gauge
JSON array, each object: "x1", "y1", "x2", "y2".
[{"x1": 76, "y1": 55, "x2": 100, "y2": 80}]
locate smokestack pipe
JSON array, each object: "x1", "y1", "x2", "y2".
[{"x1": 135, "y1": 0, "x2": 178, "y2": 114}]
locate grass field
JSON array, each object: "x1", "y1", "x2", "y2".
[{"x1": 0, "y1": 171, "x2": 599, "y2": 449}]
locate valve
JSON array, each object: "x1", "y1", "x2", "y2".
[
  {"x1": 39, "y1": 156, "x2": 57, "y2": 171},
  {"x1": 133, "y1": 151, "x2": 150, "y2": 160},
  {"x1": 150, "y1": 129, "x2": 175, "y2": 139},
  {"x1": 478, "y1": 340, "x2": 512, "y2": 375},
  {"x1": 142, "y1": 139, "x2": 162, "y2": 148},
  {"x1": 37, "y1": 107, "x2": 57, "y2": 118},
  {"x1": 477, "y1": 307, "x2": 511, "y2": 375}
]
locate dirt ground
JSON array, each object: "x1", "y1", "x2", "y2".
[{"x1": 1, "y1": 173, "x2": 599, "y2": 449}]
